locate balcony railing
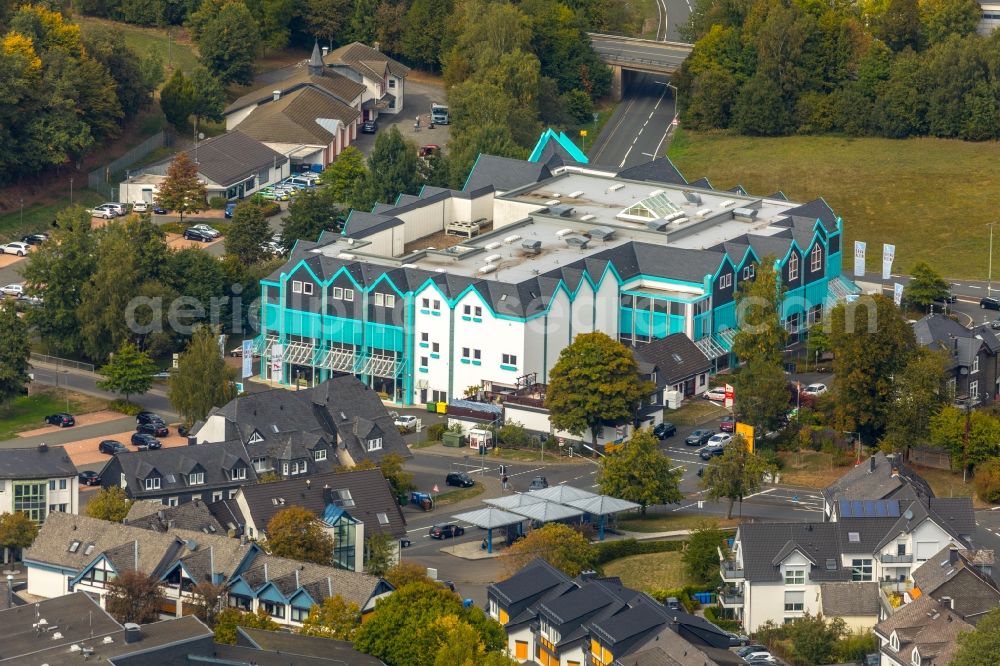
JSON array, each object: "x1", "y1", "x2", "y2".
[
  {"x1": 721, "y1": 561, "x2": 745, "y2": 580},
  {"x1": 719, "y1": 587, "x2": 744, "y2": 606},
  {"x1": 881, "y1": 580, "x2": 914, "y2": 594},
  {"x1": 880, "y1": 553, "x2": 913, "y2": 564}
]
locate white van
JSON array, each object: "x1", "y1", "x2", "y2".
[{"x1": 288, "y1": 175, "x2": 319, "y2": 188}]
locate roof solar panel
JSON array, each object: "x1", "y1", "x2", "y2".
[
  {"x1": 852, "y1": 500, "x2": 863, "y2": 517},
  {"x1": 887, "y1": 500, "x2": 900, "y2": 517}
]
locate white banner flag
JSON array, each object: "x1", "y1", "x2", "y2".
[
  {"x1": 854, "y1": 241, "x2": 866, "y2": 278},
  {"x1": 270, "y1": 343, "x2": 283, "y2": 380},
  {"x1": 241, "y1": 339, "x2": 253, "y2": 378},
  {"x1": 893, "y1": 282, "x2": 904, "y2": 306},
  {"x1": 882, "y1": 244, "x2": 895, "y2": 281}
]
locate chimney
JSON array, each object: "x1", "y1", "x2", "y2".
[
  {"x1": 373, "y1": 41, "x2": 380, "y2": 52},
  {"x1": 38, "y1": 443, "x2": 48, "y2": 453},
  {"x1": 272, "y1": 90, "x2": 281, "y2": 102},
  {"x1": 322, "y1": 46, "x2": 329, "y2": 57},
  {"x1": 949, "y1": 548, "x2": 960, "y2": 565},
  {"x1": 869, "y1": 456, "x2": 876, "y2": 473},
  {"x1": 123, "y1": 623, "x2": 141, "y2": 644}
]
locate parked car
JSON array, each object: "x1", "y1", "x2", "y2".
[
  {"x1": 44, "y1": 413, "x2": 75, "y2": 427},
  {"x1": 152, "y1": 204, "x2": 168, "y2": 214},
  {"x1": 93, "y1": 203, "x2": 121, "y2": 217},
  {"x1": 1, "y1": 241, "x2": 30, "y2": 256},
  {"x1": 88, "y1": 207, "x2": 115, "y2": 219},
  {"x1": 741, "y1": 652, "x2": 775, "y2": 664},
  {"x1": 736, "y1": 646, "x2": 768, "y2": 659},
  {"x1": 21, "y1": 233, "x2": 48, "y2": 245},
  {"x1": 418, "y1": 144, "x2": 440, "y2": 158},
  {"x1": 78, "y1": 470, "x2": 101, "y2": 486},
  {"x1": 361, "y1": 120, "x2": 377, "y2": 133},
  {"x1": 429, "y1": 523, "x2": 464, "y2": 539},
  {"x1": 981, "y1": 297, "x2": 1000, "y2": 310},
  {"x1": 224, "y1": 202, "x2": 237, "y2": 218},
  {"x1": 700, "y1": 442, "x2": 726, "y2": 459},
  {"x1": 136, "y1": 411, "x2": 163, "y2": 426},
  {"x1": 137, "y1": 420, "x2": 169, "y2": 437},
  {"x1": 18, "y1": 293, "x2": 42, "y2": 306},
  {"x1": 685, "y1": 429, "x2": 714, "y2": 446},
  {"x1": 394, "y1": 414, "x2": 418, "y2": 431},
  {"x1": 528, "y1": 476, "x2": 549, "y2": 490},
  {"x1": 262, "y1": 240, "x2": 285, "y2": 255},
  {"x1": 183, "y1": 227, "x2": 215, "y2": 243},
  {"x1": 934, "y1": 292, "x2": 957, "y2": 304},
  {"x1": 131, "y1": 432, "x2": 161, "y2": 450},
  {"x1": 707, "y1": 433, "x2": 733, "y2": 447},
  {"x1": 446, "y1": 472, "x2": 475, "y2": 488},
  {"x1": 191, "y1": 224, "x2": 221, "y2": 238},
  {"x1": 653, "y1": 421, "x2": 676, "y2": 439},
  {"x1": 720, "y1": 415, "x2": 736, "y2": 432},
  {"x1": 132, "y1": 201, "x2": 149, "y2": 213},
  {"x1": 992, "y1": 317, "x2": 1000, "y2": 330},
  {"x1": 724, "y1": 632, "x2": 751, "y2": 647},
  {"x1": 1, "y1": 283, "x2": 24, "y2": 297},
  {"x1": 99, "y1": 439, "x2": 127, "y2": 455},
  {"x1": 704, "y1": 386, "x2": 727, "y2": 401},
  {"x1": 802, "y1": 383, "x2": 828, "y2": 396}
]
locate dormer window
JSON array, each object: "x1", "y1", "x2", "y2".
[
  {"x1": 231, "y1": 467, "x2": 247, "y2": 481},
  {"x1": 788, "y1": 253, "x2": 799, "y2": 281},
  {"x1": 145, "y1": 476, "x2": 161, "y2": 490},
  {"x1": 248, "y1": 431, "x2": 263, "y2": 445},
  {"x1": 911, "y1": 648, "x2": 920, "y2": 666},
  {"x1": 810, "y1": 244, "x2": 822, "y2": 272},
  {"x1": 367, "y1": 437, "x2": 382, "y2": 452},
  {"x1": 784, "y1": 568, "x2": 805, "y2": 585},
  {"x1": 314, "y1": 449, "x2": 327, "y2": 461},
  {"x1": 890, "y1": 631, "x2": 900, "y2": 652},
  {"x1": 188, "y1": 472, "x2": 205, "y2": 486}
]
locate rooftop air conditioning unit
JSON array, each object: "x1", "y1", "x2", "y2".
[
  {"x1": 580, "y1": 214, "x2": 596, "y2": 221},
  {"x1": 337, "y1": 253, "x2": 356, "y2": 260},
  {"x1": 503, "y1": 234, "x2": 521, "y2": 244},
  {"x1": 719, "y1": 199, "x2": 736, "y2": 208},
  {"x1": 484, "y1": 254, "x2": 502, "y2": 264},
  {"x1": 555, "y1": 228, "x2": 574, "y2": 238},
  {"x1": 485, "y1": 241, "x2": 502, "y2": 250},
  {"x1": 733, "y1": 207, "x2": 758, "y2": 220},
  {"x1": 608, "y1": 184, "x2": 625, "y2": 192},
  {"x1": 696, "y1": 208, "x2": 712, "y2": 217},
  {"x1": 646, "y1": 220, "x2": 670, "y2": 232},
  {"x1": 478, "y1": 264, "x2": 497, "y2": 274},
  {"x1": 545, "y1": 199, "x2": 561, "y2": 206},
  {"x1": 683, "y1": 191, "x2": 702, "y2": 204},
  {"x1": 672, "y1": 217, "x2": 689, "y2": 225},
  {"x1": 568, "y1": 190, "x2": 584, "y2": 198},
  {"x1": 522, "y1": 240, "x2": 542, "y2": 255},
  {"x1": 664, "y1": 211, "x2": 685, "y2": 222}
]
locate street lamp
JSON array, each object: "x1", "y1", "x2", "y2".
[
  {"x1": 988, "y1": 222, "x2": 997, "y2": 297},
  {"x1": 665, "y1": 82, "x2": 679, "y2": 124},
  {"x1": 19, "y1": 198, "x2": 23, "y2": 227}
]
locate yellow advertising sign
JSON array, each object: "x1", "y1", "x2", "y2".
[
  {"x1": 580, "y1": 129, "x2": 588, "y2": 137},
  {"x1": 735, "y1": 422, "x2": 755, "y2": 453}
]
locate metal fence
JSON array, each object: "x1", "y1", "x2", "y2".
[
  {"x1": 29, "y1": 353, "x2": 95, "y2": 373},
  {"x1": 87, "y1": 131, "x2": 170, "y2": 194}
]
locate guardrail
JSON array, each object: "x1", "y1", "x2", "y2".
[
  {"x1": 587, "y1": 32, "x2": 694, "y2": 49},
  {"x1": 30, "y1": 353, "x2": 95, "y2": 373},
  {"x1": 594, "y1": 54, "x2": 686, "y2": 69}
]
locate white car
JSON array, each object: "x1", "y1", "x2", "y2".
[
  {"x1": 394, "y1": 415, "x2": 418, "y2": 431},
  {"x1": 262, "y1": 240, "x2": 285, "y2": 255},
  {"x1": 88, "y1": 207, "x2": 115, "y2": 219},
  {"x1": 0, "y1": 241, "x2": 29, "y2": 256},
  {"x1": 802, "y1": 383, "x2": 828, "y2": 396},
  {"x1": 1, "y1": 283, "x2": 24, "y2": 297},
  {"x1": 103, "y1": 203, "x2": 126, "y2": 216},
  {"x1": 707, "y1": 433, "x2": 733, "y2": 447},
  {"x1": 704, "y1": 386, "x2": 727, "y2": 402},
  {"x1": 132, "y1": 201, "x2": 149, "y2": 213},
  {"x1": 18, "y1": 293, "x2": 42, "y2": 305},
  {"x1": 192, "y1": 224, "x2": 221, "y2": 238}
]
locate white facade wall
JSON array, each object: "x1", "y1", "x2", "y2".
[
  {"x1": 451, "y1": 291, "x2": 526, "y2": 395},
  {"x1": 26, "y1": 566, "x2": 69, "y2": 599},
  {"x1": 412, "y1": 286, "x2": 453, "y2": 403},
  {"x1": 354, "y1": 226, "x2": 404, "y2": 256},
  {"x1": 397, "y1": 199, "x2": 447, "y2": 243},
  {"x1": 449, "y1": 194, "x2": 494, "y2": 227},
  {"x1": 386, "y1": 75, "x2": 404, "y2": 113},
  {"x1": 195, "y1": 415, "x2": 230, "y2": 444},
  {"x1": 0, "y1": 476, "x2": 79, "y2": 516},
  {"x1": 504, "y1": 405, "x2": 551, "y2": 433},
  {"x1": 542, "y1": 290, "x2": 572, "y2": 382},
  {"x1": 493, "y1": 199, "x2": 543, "y2": 228},
  {"x1": 593, "y1": 274, "x2": 619, "y2": 336}
]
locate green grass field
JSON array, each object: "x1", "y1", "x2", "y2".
[
  {"x1": 667, "y1": 130, "x2": 1000, "y2": 279},
  {"x1": 603, "y1": 550, "x2": 690, "y2": 591},
  {"x1": 75, "y1": 16, "x2": 199, "y2": 74},
  {"x1": 0, "y1": 391, "x2": 104, "y2": 441},
  {"x1": 618, "y1": 514, "x2": 740, "y2": 533},
  {"x1": 0, "y1": 191, "x2": 104, "y2": 242}
]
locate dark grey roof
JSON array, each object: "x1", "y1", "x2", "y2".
[
  {"x1": 874, "y1": 595, "x2": 971, "y2": 666},
  {"x1": 872, "y1": 497, "x2": 975, "y2": 550},
  {"x1": 343, "y1": 210, "x2": 403, "y2": 238},
  {"x1": 824, "y1": 452, "x2": 933, "y2": 506},
  {"x1": 237, "y1": 627, "x2": 384, "y2": 664},
  {"x1": 737, "y1": 522, "x2": 850, "y2": 583},
  {"x1": 125, "y1": 499, "x2": 226, "y2": 534},
  {"x1": 152, "y1": 131, "x2": 286, "y2": 188},
  {"x1": 616, "y1": 157, "x2": 687, "y2": 186},
  {"x1": 784, "y1": 198, "x2": 838, "y2": 231},
  {"x1": 206, "y1": 498, "x2": 246, "y2": 533},
  {"x1": 489, "y1": 558, "x2": 568, "y2": 606},
  {"x1": 632, "y1": 334, "x2": 711, "y2": 385},
  {"x1": 911, "y1": 546, "x2": 1000, "y2": 619},
  {"x1": 687, "y1": 176, "x2": 712, "y2": 189},
  {"x1": 820, "y1": 582, "x2": 879, "y2": 616},
  {"x1": 237, "y1": 467, "x2": 406, "y2": 539},
  {"x1": 0, "y1": 444, "x2": 77, "y2": 479},
  {"x1": 463, "y1": 154, "x2": 552, "y2": 192},
  {"x1": 110, "y1": 440, "x2": 256, "y2": 499}
]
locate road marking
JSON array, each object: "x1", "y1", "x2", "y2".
[
  {"x1": 967, "y1": 285, "x2": 982, "y2": 289},
  {"x1": 744, "y1": 488, "x2": 775, "y2": 500},
  {"x1": 509, "y1": 466, "x2": 545, "y2": 478},
  {"x1": 642, "y1": 152, "x2": 654, "y2": 157}
]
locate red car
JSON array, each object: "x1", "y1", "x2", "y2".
[{"x1": 720, "y1": 415, "x2": 736, "y2": 433}]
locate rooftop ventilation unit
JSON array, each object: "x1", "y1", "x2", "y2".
[
  {"x1": 503, "y1": 234, "x2": 522, "y2": 244},
  {"x1": 337, "y1": 253, "x2": 356, "y2": 260},
  {"x1": 484, "y1": 241, "x2": 502, "y2": 250},
  {"x1": 608, "y1": 183, "x2": 625, "y2": 192},
  {"x1": 695, "y1": 208, "x2": 712, "y2": 217},
  {"x1": 672, "y1": 217, "x2": 689, "y2": 225},
  {"x1": 646, "y1": 220, "x2": 670, "y2": 231},
  {"x1": 568, "y1": 190, "x2": 584, "y2": 198},
  {"x1": 564, "y1": 235, "x2": 589, "y2": 249},
  {"x1": 664, "y1": 211, "x2": 685, "y2": 222},
  {"x1": 590, "y1": 226, "x2": 616, "y2": 241},
  {"x1": 579, "y1": 214, "x2": 596, "y2": 222},
  {"x1": 402, "y1": 263, "x2": 417, "y2": 268},
  {"x1": 549, "y1": 205, "x2": 575, "y2": 217},
  {"x1": 649, "y1": 189, "x2": 664, "y2": 197},
  {"x1": 545, "y1": 199, "x2": 561, "y2": 206},
  {"x1": 478, "y1": 264, "x2": 497, "y2": 274},
  {"x1": 522, "y1": 240, "x2": 542, "y2": 255},
  {"x1": 555, "y1": 228, "x2": 574, "y2": 238},
  {"x1": 484, "y1": 254, "x2": 502, "y2": 264},
  {"x1": 733, "y1": 207, "x2": 758, "y2": 220},
  {"x1": 683, "y1": 191, "x2": 702, "y2": 204},
  {"x1": 719, "y1": 199, "x2": 736, "y2": 208},
  {"x1": 434, "y1": 268, "x2": 447, "y2": 273}
]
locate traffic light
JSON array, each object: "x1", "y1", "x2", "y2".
[{"x1": 499, "y1": 465, "x2": 506, "y2": 476}]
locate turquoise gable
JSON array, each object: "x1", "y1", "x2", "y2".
[{"x1": 528, "y1": 128, "x2": 589, "y2": 164}]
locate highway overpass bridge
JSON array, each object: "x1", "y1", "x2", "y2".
[{"x1": 588, "y1": 33, "x2": 693, "y2": 99}]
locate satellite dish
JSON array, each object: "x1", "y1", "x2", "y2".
[{"x1": 903, "y1": 509, "x2": 913, "y2": 520}]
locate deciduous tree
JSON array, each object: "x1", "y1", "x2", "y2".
[
  {"x1": 156, "y1": 151, "x2": 206, "y2": 225},
  {"x1": 298, "y1": 595, "x2": 360, "y2": 640},
  {"x1": 97, "y1": 341, "x2": 157, "y2": 404},
  {"x1": 598, "y1": 429, "x2": 681, "y2": 515},
  {"x1": 930, "y1": 406, "x2": 1000, "y2": 469},
  {"x1": 951, "y1": 606, "x2": 1000, "y2": 666},
  {"x1": 266, "y1": 505, "x2": 334, "y2": 564},
  {"x1": 903, "y1": 262, "x2": 950, "y2": 311},
  {"x1": 196, "y1": 0, "x2": 259, "y2": 85},
  {"x1": 225, "y1": 201, "x2": 271, "y2": 265},
  {"x1": 105, "y1": 570, "x2": 165, "y2": 624},
  {"x1": 356, "y1": 126, "x2": 422, "y2": 209},
  {"x1": 189, "y1": 66, "x2": 226, "y2": 125},
  {"x1": 0, "y1": 301, "x2": 30, "y2": 406},
  {"x1": 682, "y1": 523, "x2": 727, "y2": 584},
  {"x1": 282, "y1": 187, "x2": 341, "y2": 244},
  {"x1": 701, "y1": 436, "x2": 774, "y2": 519},
  {"x1": 168, "y1": 325, "x2": 237, "y2": 425},
  {"x1": 920, "y1": 0, "x2": 980, "y2": 44},
  {"x1": 545, "y1": 332, "x2": 652, "y2": 452},
  {"x1": 189, "y1": 580, "x2": 227, "y2": 627},
  {"x1": 86, "y1": 486, "x2": 133, "y2": 522},
  {"x1": 0, "y1": 511, "x2": 38, "y2": 555},
  {"x1": 881, "y1": 349, "x2": 949, "y2": 452},
  {"x1": 384, "y1": 561, "x2": 430, "y2": 588},
  {"x1": 501, "y1": 523, "x2": 595, "y2": 578},
  {"x1": 322, "y1": 146, "x2": 367, "y2": 204},
  {"x1": 364, "y1": 532, "x2": 395, "y2": 576},
  {"x1": 214, "y1": 607, "x2": 279, "y2": 644}
]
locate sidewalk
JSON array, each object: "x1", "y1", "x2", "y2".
[{"x1": 412, "y1": 442, "x2": 592, "y2": 465}]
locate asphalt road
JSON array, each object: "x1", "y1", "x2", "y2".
[
  {"x1": 588, "y1": 35, "x2": 692, "y2": 68},
  {"x1": 589, "y1": 72, "x2": 677, "y2": 169},
  {"x1": 662, "y1": 0, "x2": 693, "y2": 41}
]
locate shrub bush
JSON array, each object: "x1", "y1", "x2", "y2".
[
  {"x1": 649, "y1": 588, "x2": 697, "y2": 613},
  {"x1": 259, "y1": 201, "x2": 281, "y2": 217},
  {"x1": 703, "y1": 605, "x2": 742, "y2": 632},
  {"x1": 209, "y1": 196, "x2": 228, "y2": 209},
  {"x1": 426, "y1": 423, "x2": 447, "y2": 442},
  {"x1": 109, "y1": 399, "x2": 143, "y2": 416},
  {"x1": 974, "y1": 459, "x2": 1000, "y2": 503},
  {"x1": 160, "y1": 222, "x2": 187, "y2": 235}
]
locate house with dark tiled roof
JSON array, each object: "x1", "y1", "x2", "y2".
[
  {"x1": 322, "y1": 41, "x2": 409, "y2": 117},
  {"x1": 823, "y1": 453, "x2": 934, "y2": 520},
  {"x1": 913, "y1": 313, "x2": 1000, "y2": 407},
  {"x1": 99, "y1": 440, "x2": 256, "y2": 507},
  {"x1": 0, "y1": 443, "x2": 78, "y2": 539},
  {"x1": 873, "y1": 594, "x2": 972, "y2": 666},
  {"x1": 23, "y1": 512, "x2": 391, "y2": 628},
  {"x1": 489, "y1": 559, "x2": 734, "y2": 666},
  {"x1": 910, "y1": 546, "x2": 999, "y2": 624},
  {"x1": 229, "y1": 467, "x2": 406, "y2": 572},
  {"x1": 719, "y1": 497, "x2": 975, "y2": 631},
  {"x1": 125, "y1": 498, "x2": 226, "y2": 534},
  {"x1": 119, "y1": 130, "x2": 290, "y2": 204},
  {"x1": 192, "y1": 374, "x2": 409, "y2": 471},
  {"x1": 632, "y1": 332, "x2": 712, "y2": 398}
]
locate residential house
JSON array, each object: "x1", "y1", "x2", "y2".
[
  {"x1": 323, "y1": 41, "x2": 409, "y2": 118},
  {"x1": 0, "y1": 592, "x2": 214, "y2": 666},
  {"x1": 818, "y1": 582, "x2": 881, "y2": 631},
  {"x1": 913, "y1": 313, "x2": 1000, "y2": 406},
  {"x1": 22, "y1": 512, "x2": 392, "y2": 628},
  {"x1": 98, "y1": 440, "x2": 257, "y2": 507},
  {"x1": 873, "y1": 594, "x2": 972, "y2": 666},
  {"x1": 0, "y1": 443, "x2": 78, "y2": 556},
  {"x1": 631, "y1": 332, "x2": 713, "y2": 398},
  {"x1": 191, "y1": 374, "x2": 410, "y2": 471},
  {"x1": 124, "y1": 498, "x2": 226, "y2": 534},
  {"x1": 909, "y1": 546, "x2": 999, "y2": 625},
  {"x1": 719, "y1": 497, "x2": 975, "y2": 631},
  {"x1": 823, "y1": 453, "x2": 934, "y2": 520},
  {"x1": 224, "y1": 43, "x2": 366, "y2": 171},
  {"x1": 488, "y1": 559, "x2": 738, "y2": 666},
  {"x1": 119, "y1": 130, "x2": 290, "y2": 204}
]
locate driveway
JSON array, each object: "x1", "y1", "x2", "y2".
[{"x1": 351, "y1": 79, "x2": 451, "y2": 155}]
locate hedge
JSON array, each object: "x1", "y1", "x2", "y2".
[
  {"x1": 703, "y1": 605, "x2": 742, "y2": 632},
  {"x1": 593, "y1": 538, "x2": 683, "y2": 566}
]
